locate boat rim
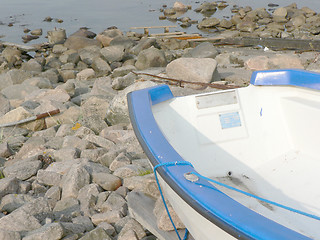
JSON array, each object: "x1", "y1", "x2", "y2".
[{"x1": 127, "y1": 69, "x2": 318, "y2": 239}]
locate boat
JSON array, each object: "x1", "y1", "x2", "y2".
[{"x1": 127, "y1": 69, "x2": 320, "y2": 240}]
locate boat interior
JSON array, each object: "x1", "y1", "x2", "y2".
[{"x1": 152, "y1": 84, "x2": 320, "y2": 239}]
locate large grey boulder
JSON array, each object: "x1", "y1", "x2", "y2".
[
  {"x1": 0, "y1": 209, "x2": 41, "y2": 232},
  {"x1": 47, "y1": 28, "x2": 66, "y2": 44},
  {"x1": 198, "y1": 17, "x2": 220, "y2": 28},
  {"x1": 23, "y1": 77, "x2": 52, "y2": 89},
  {"x1": 2, "y1": 47, "x2": 21, "y2": 65},
  {"x1": 100, "y1": 192, "x2": 126, "y2": 213},
  {"x1": 117, "y1": 218, "x2": 146, "y2": 240},
  {"x1": 70, "y1": 28, "x2": 96, "y2": 38},
  {"x1": 113, "y1": 164, "x2": 145, "y2": 179},
  {"x1": 76, "y1": 68, "x2": 95, "y2": 81},
  {"x1": 106, "y1": 81, "x2": 156, "y2": 125},
  {"x1": 78, "y1": 227, "x2": 112, "y2": 240},
  {"x1": 1, "y1": 84, "x2": 39, "y2": 100},
  {"x1": 52, "y1": 148, "x2": 80, "y2": 162},
  {"x1": 62, "y1": 135, "x2": 93, "y2": 151},
  {"x1": 129, "y1": 37, "x2": 158, "y2": 56},
  {"x1": 37, "y1": 169, "x2": 63, "y2": 186},
  {"x1": 60, "y1": 163, "x2": 90, "y2": 199},
  {"x1": 3, "y1": 160, "x2": 42, "y2": 180},
  {"x1": 59, "y1": 49, "x2": 80, "y2": 64},
  {"x1": 111, "y1": 65, "x2": 136, "y2": 78},
  {"x1": 0, "y1": 142, "x2": 14, "y2": 158},
  {"x1": 0, "y1": 197, "x2": 51, "y2": 232},
  {"x1": 1, "y1": 69, "x2": 33, "y2": 87},
  {"x1": 96, "y1": 28, "x2": 123, "y2": 47},
  {"x1": 64, "y1": 36, "x2": 101, "y2": 50},
  {"x1": 123, "y1": 174, "x2": 160, "y2": 199},
  {"x1": 91, "y1": 57, "x2": 111, "y2": 76},
  {"x1": 111, "y1": 72, "x2": 137, "y2": 90},
  {"x1": 39, "y1": 69, "x2": 60, "y2": 84},
  {"x1": 72, "y1": 216, "x2": 95, "y2": 232},
  {"x1": 0, "y1": 177, "x2": 20, "y2": 199},
  {"x1": 90, "y1": 76, "x2": 115, "y2": 98},
  {"x1": 77, "y1": 184, "x2": 100, "y2": 217},
  {"x1": 25, "y1": 88, "x2": 70, "y2": 103},
  {"x1": 79, "y1": 96, "x2": 109, "y2": 134},
  {"x1": 22, "y1": 223, "x2": 65, "y2": 240},
  {"x1": 183, "y1": 42, "x2": 219, "y2": 59},
  {"x1": 83, "y1": 134, "x2": 115, "y2": 150},
  {"x1": 0, "y1": 229, "x2": 21, "y2": 240},
  {"x1": 109, "y1": 152, "x2": 131, "y2": 172},
  {"x1": 135, "y1": 47, "x2": 167, "y2": 70},
  {"x1": 166, "y1": 57, "x2": 220, "y2": 89},
  {"x1": 273, "y1": 7, "x2": 288, "y2": 17},
  {"x1": 91, "y1": 211, "x2": 123, "y2": 225},
  {"x1": 92, "y1": 172, "x2": 121, "y2": 191},
  {"x1": 236, "y1": 21, "x2": 258, "y2": 32},
  {"x1": 53, "y1": 197, "x2": 80, "y2": 220},
  {"x1": 0, "y1": 194, "x2": 35, "y2": 213},
  {"x1": 109, "y1": 35, "x2": 136, "y2": 51},
  {"x1": 100, "y1": 45, "x2": 125, "y2": 63},
  {"x1": 20, "y1": 59, "x2": 43, "y2": 73},
  {"x1": 78, "y1": 46, "x2": 102, "y2": 65}
]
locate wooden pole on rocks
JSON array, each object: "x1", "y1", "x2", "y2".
[{"x1": 0, "y1": 109, "x2": 60, "y2": 128}]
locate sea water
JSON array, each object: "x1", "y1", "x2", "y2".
[{"x1": 0, "y1": 0, "x2": 319, "y2": 44}]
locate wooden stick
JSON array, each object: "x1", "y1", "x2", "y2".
[
  {"x1": 0, "y1": 109, "x2": 60, "y2": 128},
  {"x1": 150, "y1": 32, "x2": 186, "y2": 37},
  {"x1": 132, "y1": 71, "x2": 240, "y2": 90}
]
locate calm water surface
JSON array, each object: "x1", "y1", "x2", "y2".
[{"x1": 0, "y1": 0, "x2": 320, "y2": 44}]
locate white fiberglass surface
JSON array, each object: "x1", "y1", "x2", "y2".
[{"x1": 152, "y1": 85, "x2": 320, "y2": 238}]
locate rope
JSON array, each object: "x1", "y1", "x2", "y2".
[
  {"x1": 154, "y1": 160, "x2": 320, "y2": 240},
  {"x1": 190, "y1": 171, "x2": 320, "y2": 221},
  {"x1": 154, "y1": 161, "x2": 193, "y2": 240}
]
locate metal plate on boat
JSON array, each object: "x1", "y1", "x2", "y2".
[{"x1": 196, "y1": 90, "x2": 238, "y2": 109}]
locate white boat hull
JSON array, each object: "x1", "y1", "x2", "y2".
[{"x1": 128, "y1": 69, "x2": 320, "y2": 240}]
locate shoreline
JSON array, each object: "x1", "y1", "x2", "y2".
[
  {"x1": 0, "y1": 1, "x2": 318, "y2": 239},
  {"x1": 1, "y1": 1, "x2": 320, "y2": 44}
]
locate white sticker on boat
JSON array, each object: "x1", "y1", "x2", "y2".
[{"x1": 219, "y1": 112, "x2": 241, "y2": 129}]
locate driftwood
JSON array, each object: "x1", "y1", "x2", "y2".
[
  {"x1": 0, "y1": 109, "x2": 60, "y2": 128},
  {"x1": 150, "y1": 32, "x2": 186, "y2": 37},
  {"x1": 132, "y1": 71, "x2": 240, "y2": 90},
  {"x1": 211, "y1": 37, "x2": 320, "y2": 51}
]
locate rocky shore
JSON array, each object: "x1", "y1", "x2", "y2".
[{"x1": 0, "y1": 2, "x2": 319, "y2": 240}]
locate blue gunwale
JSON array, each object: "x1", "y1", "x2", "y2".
[
  {"x1": 251, "y1": 69, "x2": 320, "y2": 90},
  {"x1": 127, "y1": 82, "x2": 312, "y2": 240}
]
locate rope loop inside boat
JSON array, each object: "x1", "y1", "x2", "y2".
[{"x1": 154, "y1": 161, "x2": 193, "y2": 240}]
